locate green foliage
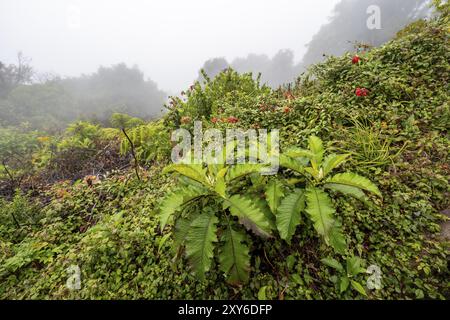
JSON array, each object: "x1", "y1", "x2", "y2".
[
  {"x1": 0, "y1": 8, "x2": 449, "y2": 300},
  {"x1": 321, "y1": 256, "x2": 367, "y2": 296},
  {"x1": 276, "y1": 136, "x2": 381, "y2": 255},
  {"x1": 159, "y1": 159, "x2": 273, "y2": 284},
  {"x1": 119, "y1": 120, "x2": 171, "y2": 164}
]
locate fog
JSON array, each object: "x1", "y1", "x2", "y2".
[{"x1": 0, "y1": 0, "x2": 340, "y2": 93}]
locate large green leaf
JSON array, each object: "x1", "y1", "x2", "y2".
[
  {"x1": 322, "y1": 153, "x2": 350, "y2": 177},
  {"x1": 252, "y1": 197, "x2": 276, "y2": 230},
  {"x1": 308, "y1": 136, "x2": 325, "y2": 170},
  {"x1": 158, "y1": 186, "x2": 209, "y2": 230},
  {"x1": 225, "y1": 195, "x2": 272, "y2": 238},
  {"x1": 284, "y1": 148, "x2": 315, "y2": 159},
  {"x1": 327, "y1": 172, "x2": 382, "y2": 197},
  {"x1": 185, "y1": 211, "x2": 218, "y2": 279},
  {"x1": 279, "y1": 154, "x2": 306, "y2": 174},
  {"x1": 329, "y1": 221, "x2": 347, "y2": 254},
  {"x1": 265, "y1": 179, "x2": 285, "y2": 214},
  {"x1": 305, "y1": 187, "x2": 335, "y2": 240},
  {"x1": 158, "y1": 192, "x2": 184, "y2": 230},
  {"x1": 163, "y1": 164, "x2": 210, "y2": 187},
  {"x1": 219, "y1": 225, "x2": 250, "y2": 285},
  {"x1": 276, "y1": 189, "x2": 305, "y2": 243},
  {"x1": 324, "y1": 183, "x2": 372, "y2": 205},
  {"x1": 214, "y1": 167, "x2": 228, "y2": 197},
  {"x1": 226, "y1": 164, "x2": 263, "y2": 182}
]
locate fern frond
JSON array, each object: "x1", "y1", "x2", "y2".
[
  {"x1": 265, "y1": 179, "x2": 285, "y2": 214},
  {"x1": 219, "y1": 225, "x2": 250, "y2": 285},
  {"x1": 327, "y1": 172, "x2": 382, "y2": 197},
  {"x1": 225, "y1": 195, "x2": 272, "y2": 238},
  {"x1": 185, "y1": 210, "x2": 218, "y2": 280},
  {"x1": 276, "y1": 189, "x2": 305, "y2": 243}
]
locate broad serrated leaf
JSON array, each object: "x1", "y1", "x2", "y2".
[
  {"x1": 173, "y1": 214, "x2": 199, "y2": 253},
  {"x1": 322, "y1": 153, "x2": 350, "y2": 177},
  {"x1": 284, "y1": 148, "x2": 315, "y2": 159},
  {"x1": 163, "y1": 163, "x2": 210, "y2": 187},
  {"x1": 327, "y1": 172, "x2": 382, "y2": 197},
  {"x1": 265, "y1": 179, "x2": 285, "y2": 214},
  {"x1": 305, "y1": 187, "x2": 335, "y2": 241},
  {"x1": 158, "y1": 186, "x2": 209, "y2": 230},
  {"x1": 226, "y1": 164, "x2": 263, "y2": 182},
  {"x1": 279, "y1": 154, "x2": 306, "y2": 174},
  {"x1": 308, "y1": 135, "x2": 325, "y2": 170},
  {"x1": 329, "y1": 221, "x2": 347, "y2": 254},
  {"x1": 276, "y1": 189, "x2": 305, "y2": 243},
  {"x1": 214, "y1": 167, "x2": 228, "y2": 197},
  {"x1": 219, "y1": 226, "x2": 250, "y2": 285},
  {"x1": 159, "y1": 192, "x2": 184, "y2": 230},
  {"x1": 252, "y1": 197, "x2": 276, "y2": 230},
  {"x1": 324, "y1": 183, "x2": 371, "y2": 205},
  {"x1": 185, "y1": 211, "x2": 218, "y2": 280},
  {"x1": 225, "y1": 195, "x2": 272, "y2": 238}
]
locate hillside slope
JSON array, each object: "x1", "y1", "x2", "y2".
[{"x1": 0, "y1": 6, "x2": 448, "y2": 299}]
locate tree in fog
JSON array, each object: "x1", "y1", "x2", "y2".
[
  {"x1": 198, "y1": 58, "x2": 229, "y2": 82},
  {"x1": 199, "y1": 50, "x2": 302, "y2": 88},
  {"x1": 63, "y1": 63, "x2": 167, "y2": 122},
  {"x1": 0, "y1": 53, "x2": 33, "y2": 98}
]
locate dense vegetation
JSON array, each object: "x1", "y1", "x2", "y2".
[{"x1": 0, "y1": 3, "x2": 448, "y2": 299}]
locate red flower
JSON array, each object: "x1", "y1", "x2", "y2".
[
  {"x1": 211, "y1": 117, "x2": 218, "y2": 124},
  {"x1": 355, "y1": 87, "x2": 369, "y2": 97},
  {"x1": 283, "y1": 106, "x2": 291, "y2": 113},
  {"x1": 352, "y1": 55, "x2": 361, "y2": 64}
]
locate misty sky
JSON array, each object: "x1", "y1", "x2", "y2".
[{"x1": 0, "y1": 0, "x2": 340, "y2": 93}]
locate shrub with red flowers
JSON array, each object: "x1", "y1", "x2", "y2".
[
  {"x1": 211, "y1": 117, "x2": 218, "y2": 124},
  {"x1": 283, "y1": 106, "x2": 291, "y2": 113},
  {"x1": 355, "y1": 87, "x2": 369, "y2": 97}
]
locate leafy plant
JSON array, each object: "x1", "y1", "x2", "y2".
[
  {"x1": 321, "y1": 256, "x2": 367, "y2": 296},
  {"x1": 159, "y1": 157, "x2": 270, "y2": 284},
  {"x1": 275, "y1": 135, "x2": 382, "y2": 254}
]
